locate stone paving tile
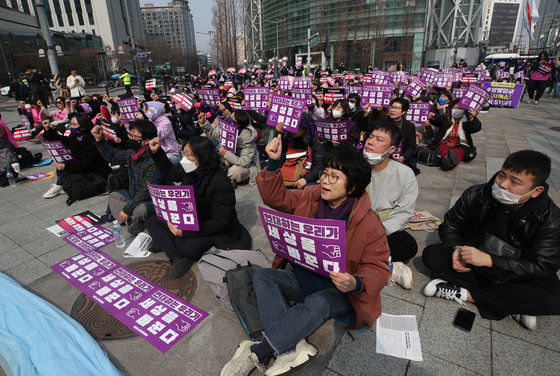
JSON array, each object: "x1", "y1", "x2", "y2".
[
  {"x1": 0, "y1": 215, "x2": 51, "y2": 246},
  {"x1": 492, "y1": 331, "x2": 560, "y2": 376},
  {"x1": 37, "y1": 244, "x2": 80, "y2": 267},
  {"x1": 22, "y1": 233, "x2": 67, "y2": 257},
  {"x1": 0, "y1": 247, "x2": 34, "y2": 272},
  {"x1": 0, "y1": 233, "x2": 18, "y2": 255},
  {"x1": 490, "y1": 314, "x2": 560, "y2": 353},
  {"x1": 4, "y1": 258, "x2": 52, "y2": 286},
  {"x1": 407, "y1": 352, "x2": 481, "y2": 376}
]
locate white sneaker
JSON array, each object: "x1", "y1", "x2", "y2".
[
  {"x1": 534, "y1": 100, "x2": 539, "y2": 105},
  {"x1": 511, "y1": 314, "x2": 537, "y2": 330},
  {"x1": 526, "y1": 99, "x2": 532, "y2": 104},
  {"x1": 423, "y1": 279, "x2": 466, "y2": 304},
  {"x1": 220, "y1": 340, "x2": 262, "y2": 376},
  {"x1": 43, "y1": 184, "x2": 64, "y2": 198},
  {"x1": 390, "y1": 261, "x2": 413, "y2": 289},
  {"x1": 265, "y1": 339, "x2": 318, "y2": 376}
]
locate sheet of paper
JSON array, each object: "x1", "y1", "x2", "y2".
[
  {"x1": 123, "y1": 233, "x2": 152, "y2": 258},
  {"x1": 376, "y1": 313, "x2": 423, "y2": 361},
  {"x1": 47, "y1": 224, "x2": 67, "y2": 238}
]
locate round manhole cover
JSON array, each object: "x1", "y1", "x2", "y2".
[{"x1": 70, "y1": 260, "x2": 198, "y2": 340}]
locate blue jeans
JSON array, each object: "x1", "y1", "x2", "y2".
[
  {"x1": 554, "y1": 82, "x2": 560, "y2": 98},
  {"x1": 252, "y1": 267, "x2": 353, "y2": 354}
]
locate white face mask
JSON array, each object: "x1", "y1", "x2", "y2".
[
  {"x1": 111, "y1": 116, "x2": 119, "y2": 124},
  {"x1": 363, "y1": 146, "x2": 392, "y2": 166},
  {"x1": 332, "y1": 109, "x2": 342, "y2": 119},
  {"x1": 451, "y1": 109, "x2": 464, "y2": 119},
  {"x1": 491, "y1": 183, "x2": 536, "y2": 205},
  {"x1": 146, "y1": 110, "x2": 153, "y2": 121},
  {"x1": 25, "y1": 104, "x2": 31, "y2": 110},
  {"x1": 180, "y1": 156, "x2": 198, "y2": 173},
  {"x1": 348, "y1": 102, "x2": 356, "y2": 110}
]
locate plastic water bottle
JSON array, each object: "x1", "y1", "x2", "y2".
[
  {"x1": 388, "y1": 256, "x2": 393, "y2": 273},
  {"x1": 112, "y1": 220, "x2": 126, "y2": 248},
  {"x1": 6, "y1": 170, "x2": 16, "y2": 187}
]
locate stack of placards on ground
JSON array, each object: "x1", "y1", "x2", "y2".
[{"x1": 407, "y1": 211, "x2": 441, "y2": 231}]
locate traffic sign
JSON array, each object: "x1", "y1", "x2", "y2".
[
  {"x1": 137, "y1": 53, "x2": 147, "y2": 58},
  {"x1": 309, "y1": 34, "x2": 319, "y2": 48},
  {"x1": 105, "y1": 45, "x2": 112, "y2": 51},
  {"x1": 38, "y1": 48, "x2": 45, "y2": 58},
  {"x1": 117, "y1": 45, "x2": 125, "y2": 54}
]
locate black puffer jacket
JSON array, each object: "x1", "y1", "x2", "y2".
[{"x1": 439, "y1": 175, "x2": 560, "y2": 283}]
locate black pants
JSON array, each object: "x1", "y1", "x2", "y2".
[
  {"x1": 388, "y1": 230, "x2": 418, "y2": 262},
  {"x1": 124, "y1": 84, "x2": 132, "y2": 96},
  {"x1": 422, "y1": 243, "x2": 560, "y2": 320},
  {"x1": 146, "y1": 216, "x2": 214, "y2": 262},
  {"x1": 526, "y1": 80, "x2": 548, "y2": 101}
]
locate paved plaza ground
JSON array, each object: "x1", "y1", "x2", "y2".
[{"x1": 0, "y1": 91, "x2": 559, "y2": 375}]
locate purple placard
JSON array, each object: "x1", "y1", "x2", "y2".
[
  {"x1": 403, "y1": 76, "x2": 425, "y2": 98},
  {"x1": 266, "y1": 94, "x2": 306, "y2": 133},
  {"x1": 20, "y1": 114, "x2": 31, "y2": 128},
  {"x1": 51, "y1": 250, "x2": 208, "y2": 353},
  {"x1": 219, "y1": 119, "x2": 238, "y2": 153},
  {"x1": 404, "y1": 102, "x2": 430, "y2": 125},
  {"x1": 278, "y1": 76, "x2": 295, "y2": 92},
  {"x1": 495, "y1": 70, "x2": 510, "y2": 80},
  {"x1": 243, "y1": 87, "x2": 270, "y2": 110},
  {"x1": 452, "y1": 87, "x2": 466, "y2": 99},
  {"x1": 25, "y1": 172, "x2": 51, "y2": 180},
  {"x1": 481, "y1": 82, "x2": 525, "y2": 108},
  {"x1": 342, "y1": 85, "x2": 364, "y2": 99},
  {"x1": 420, "y1": 68, "x2": 438, "y2": 84},
  {"x1": 370, "y1": 70, "x2": 391, "y2": 85},
  {"x1": 390, "y1": 71, "x2": 408, "y2": 84},
  {"x1": 360, "y1": 84, "x2": 393, "y2": 108},
  {"x1": 432, "y1": 73, "x2": 453, "y2": 88},
  {"x1": 147, "y1": 184, "x2": 199, "y2": 231},
  {"x1": 513, "y1": 70, "x2": 525, "y2": 80},
  {"x1": 259, "y1": 207, "x2": 346, "y2": 277},
  {"x1": 195, "y1": 88, "x2": 222, "y2": 107},
  {"x1": 41, "y1": 141, "x2": 76, "y2": 163},
  {"x1": 63, "y1": 225, "x2": 114, "y2": 252},
  {"x1": 293, "y1": 77, "x2": 312, "y2": 89},
  {"x1": 291, "y1": 88, "x2": 313, "y2": 106},
  {"x1": 458, "y1": 84, "x2": 490, "y2": 111},
  {"x1": 117, "y1": 98, "x2": 139, "y2": 123},
  {"x1": 315, "y1": 120, "x2": 349, "y2": 142},
  {"x1": 442, "y1": 67, "x2": 456, "y2": 73}
]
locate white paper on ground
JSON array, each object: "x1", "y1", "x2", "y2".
[
  {"x1": 123, "y1": 233, "x2": 152, "y2": 258},
  {"x1": 47, "y1": 224, "x2": 67, "y2": 238},
  {"x1": 376, "y1": 313, "x2": 423, "y2": 361}
]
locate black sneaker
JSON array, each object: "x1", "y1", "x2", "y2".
[
  {"x1": 448, "y1": 148, "x2": 459, "y2": 166},
  {"x1": 170, "y1": 257, "x2": 195, "y2": 278},
  {"x1": 423, "y1": 279, "x2": 465, "y2": 304},
  {"x1": 440, "y1": 157, "x2": 452, "y2": 171},
  {"x1": 128, "y1": 219, "x2": 145, "y2": 236}
]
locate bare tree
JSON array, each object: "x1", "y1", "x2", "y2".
[{"x1": 211, "y1": 0, "x2": 242, "y2": 69}]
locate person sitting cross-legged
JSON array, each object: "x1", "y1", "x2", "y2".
[
  {"x1": 363, "y1": 120, "x2": 419, "y2": 289},
  {"x1": 220, "y1": 135, "x2": 390, "y2": 376},
  {"x1": 422, "y1": 150, "x2": 560, "y2": 330}
]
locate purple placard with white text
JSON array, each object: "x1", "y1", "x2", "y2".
[
  {"x1": 291, "y1": 88, "x2": 313, "y2": 106},
  {"x1": 370, "y1": 70, "x2": 392, "y2": 85},
  {"x1": 41, "y1": 141, "x2": 76, "y2": 163},
  {"x1": 51, "y1": 250, "x2": 208, "y2": 353},
  {"x1": 147, "y1": 184, "x2": 199, "y2": 231},
  {"x1": 117, "y1": 98, "x2": 139, "y2": 123},
  {"x1": 390, "y1": 71, "x2": 408, "y2": 84},
  {"x1": 452, "y1": 87, "x2": 466, "y2": 99},
  {"x1": 404, "y1": 102, "x2": 430, "y2": 125},
  {"x1": 195, "y1": 88, "x2": 222, "y2": 107},
  {"x1": 481, "y1": 82, "x2": 525, "y2": 108},
  {"x1": 342, "y1": 85, "x2": 364, "y2": 98},
  {"x1": 219, "y1": 119, "x2": 238, "y2": 153},
  {"x1": 360, "y1": 84, "x2": 393, "y2": 108},
  {"x1": 243, "y1": 87, "x2": 270, "y2": 110},
  {"x1": 278, "y1": 76, "x2": 295, "y2": 92},
  {"x1": 513, "y1": 71, "x2": 525, "y2": 80},
  {"x1": 458, "y1": 84, "x2": 490, "y2": 111},
  {"x1": 64, "y1": 225, "x2": 114, "y2": 252},
  {"x1": 403, "y1": 76, "x2": 425, "y2": 98},
  {"x1": 20, "y1": 114, "x2": 31, "y2": 128},
  {"x1": 432, "y1": 73, "x2": 453, "y2": 88},
  {"x1": 315, "y1": 120, "x2": 349, "y2": 142},
  {"x1": 266, "y1": 94, "x2": 306, "y2": 133},
  {"x1": 259, "y1": 207, "x2": 346, "y2": 277},
  {"x1": 420, "y1": 68, "x2": 438, "y2": 84},
  {"x1": 293, "y1": 77, "x2": 312, "y2": 89}
]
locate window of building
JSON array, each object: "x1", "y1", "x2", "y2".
[
  {"x1": 84, "y1": 0, "x2": 94, "y2": 25},
  {"x1": 74, "y1": 0, "x2": 85, "y2": 25},
  {"x1": 20, "y1": 0, "x2": 31, "y2": 14},
  {"x1": 52, "y1": 0, "x2": 64, "y2": 26},
  {"x1": 63, "y1": 0, "x2": 75, "y2": 26}
]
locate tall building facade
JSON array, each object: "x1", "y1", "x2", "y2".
[
  {"x1": 479, "y1": 0, "x2": 523, "y2": 53},
  {"x1": 2, "y1": 0, "x2": 144, "y2": 51},
  {"x1": 531, "y1": 0, "x2": 560, "y2": 53},
  {"x1": 247, "y1": 0, "x2": 427, "y2": 72},
  {"x1": 141, "y1": 1, "x2": 197, "y2": 58}
]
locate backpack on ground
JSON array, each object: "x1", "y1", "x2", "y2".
[
  {"x1": 197, "y1": 247, "x2": 271, "y2": 312},
  {"x1": 416, "y1": 146, "x2": 441, "y2": 167}
]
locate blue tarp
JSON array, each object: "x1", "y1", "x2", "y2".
[{"x1": 0, "y1": 273, "x2": 123, "y2": 376}]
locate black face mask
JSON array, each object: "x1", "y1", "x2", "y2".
[{"x1": 127, "y1": 138, "x2": 142, "y2": 151}]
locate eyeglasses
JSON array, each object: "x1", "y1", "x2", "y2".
[
  {"x1": 128, "y1": 132, "x2": 142, "y2": 140},
  {"x1": 320, "y1": 171, "x2": 344, "y2": 184},
  {"x1": 389, "y1": 106, "x2": 402, "y2": 110},
  {"x1": 56, "y1": 101, "x2": 63, "y2": 104}
]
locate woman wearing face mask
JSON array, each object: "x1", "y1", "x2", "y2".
[
  {"x1": 142, "y1": 101, "x2": 181, "y2": 164},
  {"x1": 146, "y1": 136, "x2": 252, "y2": 278},
  {"x1": 41, "y1": 113, "x2": 111, "y2": 203},
  {"x1": 325, "y1": 99, "x2": 360, "y2": 148},
  {"x1": 172, "y1": 101, "x2": 200, "y2": 142},
  {"x1": 526, "y1": 51, "x2": 553, "y2": 105},
  {"x1": 429, "y1": 99, "x2": 481, "y2": 171}
]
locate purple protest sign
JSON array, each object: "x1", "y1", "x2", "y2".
[
  {"x1": 64, "y1": 225, "x2": 114, "y2": 252},
  {"x1": 278, "y1": 76, "x2": 295, "y2": 92},
  {"x1": 361, "y1": 84, "x2": 393, "y2": 108},
  {"x1": 52, "y1": 250, "x2": 208, "y2": 353},
  {"x1": 293, "y1": 76, "x2": 312, "y2": 89},
  {"x1": 25, "y1": 172, "x2": 52, "y2": 180},
  {"x1": 404, "y1": 102, "x2": 430, "y2": 125},
  {"x1": 117, "y1": 98, "x2": 139, "y2": 123},
  {"x1": 219, "y1": 118, "x2": 238, "y2": 153},
  {"x1": 481, "y1": 82, "x2": 525, "y2": 108},
  {"x1": 370, "y1": 70, "x2": 392, "y2": 85},
  {"x1": 315, "y1": 120, "x2": 349, "y2": 143},
  {"x1": 432, "y1": 73, "x2": 453, "y2": 88},
  {"x1": 42, "y1": 141, "x2": 76, "y2": 163},
  {"x1": 195, "y1": 88, "x2": 222, "y2": 107},
  {"x1": 20, "y1": 114, "x2": 31, "y2": 128},
  {"x1": 513, "y1": 70, "x2": 525, "y2": 80},
  {"x1": 420, "y1": 68, "x2": 438, "y2": 84},
  {"x1": 147, "y1": 184, "x2": 199, "y2": 231},
  {"x1": 243, "y1": 87, "x2": 270, "y2": 110},
  {"x1": 403, "y1": 76, "x2": 425, "y2": 98},
  {"x1": 390, "y1": 71, "x2": 408, "y2": 84},
  {"x1": 442, "y1": 67, "x2": 456, "y2": 74},
  {"x1": 452, "y1": 87, "x2": 466, "y2": 99},
  {"x1": 458, "y1": 84, "x2": 490, "y2": 111},
  {"x1": 266, "y1": 94, "x2": 306, "y2": 133},
  {"x1": 342, "y1": 85, "x2": 364, "y2": 99},
  {"x1": 259, "y1": 207, "x2": 346, "y2": 277},
  {"x1": 291, "y1": 88, "x2": 313, "y2": 106}
]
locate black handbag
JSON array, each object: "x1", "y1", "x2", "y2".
[{"x1": 479, "y1": 233, "x2": 522, "y2": 259}]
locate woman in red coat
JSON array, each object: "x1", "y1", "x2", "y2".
[{"x1": 221, "y1": 134, "x2": 391, "y2": 376}]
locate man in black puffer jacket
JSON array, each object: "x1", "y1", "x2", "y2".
[{"x1": 422, "y1": 150, "x2": 560, "y2": 330}]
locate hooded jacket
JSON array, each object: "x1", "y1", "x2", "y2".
[
  {"x1": 145, "y1": 101, "x2": 181, "y2": 156},
  {"x1": 256, "y1": 168, "x2": 391, "y2": 329}
]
